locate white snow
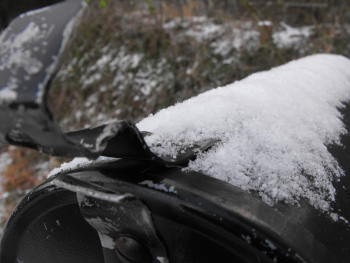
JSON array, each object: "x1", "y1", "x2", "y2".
[
  {"x1": 47, "y1": 156, "x2": 117, "y2": 178},
  {"x1": 273, "y1": 22, "x2": 314, "y2": 49},
  {"x1": 139, "y1": 180, "x2": 177, "y2": 194},
  {"x1": 85, "y1": 217, "x2": 117, "y2": 249},
  {"x1": 258, "y1": 21, "x2": 273, "y2": 27},
  {"x1": 0, "y1": 77, "x2": 18, "y2": 103},
  {"x1": 137, "y1": 54, "x2": 350, "y2": 212},
  {"x1": 0, "y1": 22, "x2": 44, "y2": 76},
  {"x1": 48, "y1": 157, "x2": 90, "y2": 177},
  {"x1": 185, "y1": 21, "x2": 224, "y2": 41},
  {"x1": 265, "y1": 239, "x2": 277, "y2": 250},
  {"x1": 163, "y1": 16, "x2": 315, "y2": 58},
  {"x1": 157, "y1": 257, "x2": 169, "y2": 263}
]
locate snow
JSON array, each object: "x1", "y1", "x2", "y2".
[
  {"x1": 273, "y1": 22, "x2": 314, "y2": 49},
  {"x1": 57, "y1": 15, "x2": 320, "y2": 130},
  {"x1": 139, "y1": 180, "x2": 177, "y2": 194},
  {"x1": 185, "y1": 21, "x2": 224, "y2": 41},
  {"x1": 0, "y1": 21, "x2": 46, "y2": 103},
  {"x1": 0, "y1": 77, "x2": 18, "y2": 103},
  {"x1": 241, "y1": 234, "x2": 251, "y2": 244},
  {"x1": 47, "y1": 156, "x2": 117, "y2": 178},
  {"x1": 258, "y1": 21, "x2": 273, "y2": 27},
  {"x1": 58, "y1": 44, "x2": 174, "y2": 128},
  {"x1": 265, "y1": 239, "x2": 277, "y2": 250},
  {"x1": 157, "y1": 257, "x2": 169, "y2": 263},
  {"x1": 0, "y1": 21, "x2": 44, "y2": 75},
  {"x1": 162, "y1": 16, "x2": 315, "y2": 58},
  {"x1": 50, "y1": 54, "x2": 350, "y2": 217},
  {"x1": 137, "y1": 54, "x2": 350, "y2": 213},
  {"x1": 49, "y1": 13, "x2": 349, "y2": 218},
  {"x1": 84, "y1": 217, "x2": 116, "y2": 249}
]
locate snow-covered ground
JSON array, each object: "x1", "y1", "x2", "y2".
[
  {"x1": 163, "y1": 17, "x2": 314, "y2": 55},
  {"x1": 53, "y1": 15, "x2": 319, "y2": 131}
]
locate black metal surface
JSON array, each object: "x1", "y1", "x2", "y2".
[
  {"x1": 74, "y1": 185, "x2": 168, "y2": 263},
  {"x1": 2, "y1": 158, "x2": 349, "y2": 262},
  {"x1": 0, "y1": 183, "x2": 104, "y2": 262},
  {"x1": 66, "y1": 121, "x2": 219, "y2": 165}
]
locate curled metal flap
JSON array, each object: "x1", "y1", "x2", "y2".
[{"x1": 66, "y1": 121, "x2": 219, "y2": 165}]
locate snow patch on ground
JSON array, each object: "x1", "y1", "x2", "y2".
[
  {"x1": 163, "y1": 16, "x2": 315, "y2": 58},
  {"x1": 57, "y1": 16, "x2": 320, "y2": 130},
  {"x1": 273, "y1": 22, "x2": 314, "y2": 48},
  {"x1": 137, "y1": 54, "x2": 350, "y2": 213}
]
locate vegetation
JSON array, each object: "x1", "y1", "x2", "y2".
[
  {"x1": 0, "y1": 147, "x2": 63, "y2": 225},
  {"x1": 48, "y1": 0, "x2": 350, "y2": 128}
]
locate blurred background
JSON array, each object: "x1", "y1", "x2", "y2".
[{"x1": 0, "y1": 0, "x2": 349, "y2": 232}]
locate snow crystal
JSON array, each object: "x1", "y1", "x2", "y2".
[
  {"x1": 258, "y1": 21, "x2": 272, "y2": 27},
  {"x1": 140, "y1": 180, "x2": 177, "y2": 194},
  {"x1": 137, "y1": 54, "x2": 350, "y2": 212},
  {"x1": 48, "y1": 156, "x2": 117, "y2": 178},
  {"x1": 265, "y1": 239, "x2": 277, "y2": 250}
]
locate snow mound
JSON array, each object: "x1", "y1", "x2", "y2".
[{"x1": 137, "y1": 54, "x2": 350, "y2": 211}]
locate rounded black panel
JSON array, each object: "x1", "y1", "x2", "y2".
[{"x1": 0, "y1": 187, "x2": 104, "y2": 263}]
